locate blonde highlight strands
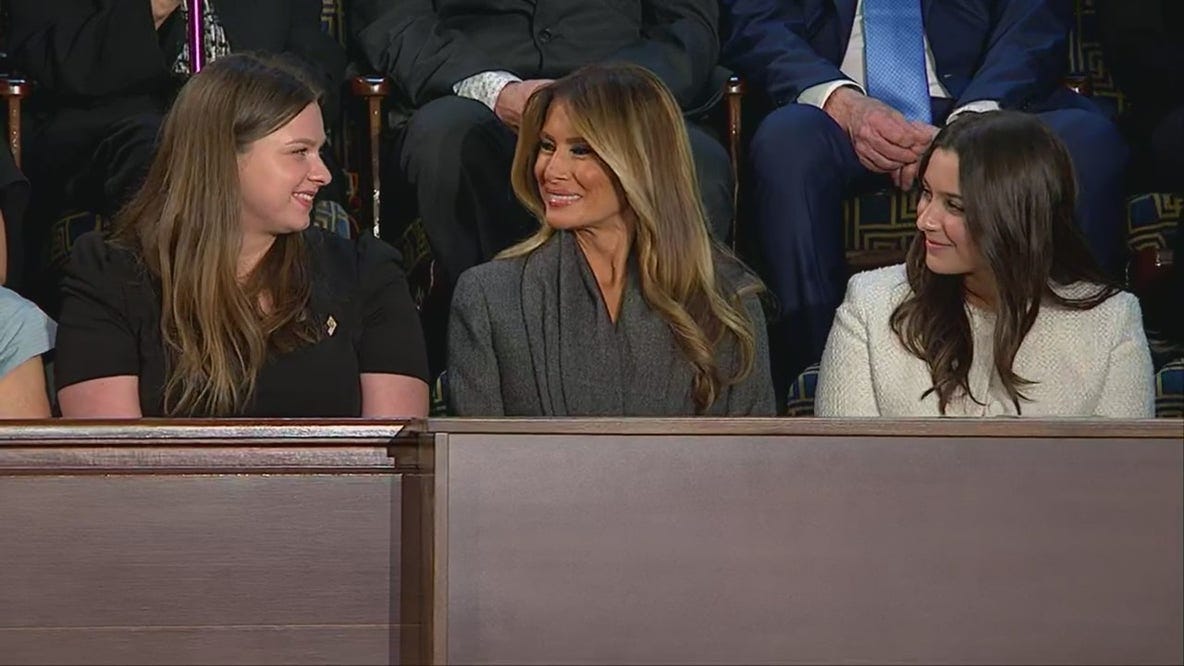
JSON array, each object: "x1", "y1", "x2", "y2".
[
  {"x1": 505, "y1": 64, "x2": 761, "y2": 413},
  {"x1": 113, "y1": 53, "x2": 323, "y2": 416}
]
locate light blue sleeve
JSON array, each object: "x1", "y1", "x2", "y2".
[{"x1": 0, "y1": 287, "x2": 57, "y2": 379}]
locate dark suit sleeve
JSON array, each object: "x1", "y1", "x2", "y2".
[
  {"x1": 447, "y1": 269, "x2": 506, "y2": 416},
  {"x1": 955, "y1": 0, "x2": 1073, "y2": 109},
  {"x1": 284, "y1": 0, "x2": 348, "y2": 125},
  {"x1": 603, "y1": 0, "x2": 720, "y2": 109},
  {"x1": 721, "y1": 0, "x2": 853, "y2": 107},
  {"x1": 350, "y1": 0, "x2": 498, "y2": 106},
  {"x1": 8, "y1": 0, "x2": 168, "y2": 99}
]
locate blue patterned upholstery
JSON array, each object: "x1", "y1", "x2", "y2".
[
  {"x1": 1156, "y1": 358, "x2": 1184, "y2": 418},
  {"x1": 785, "y1": 362, "x2": 820, "y2": 417},
  {"x1": 843, "y1": 190, "x2": 918, "y2": 253},
  {"x1": 1127, "y1": 193, "x2": 1182, "y2": 253},
  {"x1": 1067, "y1": 0, "x2": 1124, "y2": 118}
]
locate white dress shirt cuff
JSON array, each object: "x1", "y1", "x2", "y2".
[
  {"x1": 946, "y1": 100, "x2": 1001, "y2": 124},
  {"x1": 453, "y1": 70, "x2": 522, "y2": 111},
  {"x1": 797, "y1": 79, "x2": 866, "y2": 110}
]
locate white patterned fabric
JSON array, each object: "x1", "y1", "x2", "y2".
[
  {"x1": 453, "y1": 70, "x2": 522, "y2": 111},
  {"x1": 816, "y1": 264, "x2": 1155, "y2": 417},
  {"x1": 173, "y1": 0, "x2": 232, "y2": 76}
]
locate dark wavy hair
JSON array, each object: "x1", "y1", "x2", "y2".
[{"x1": 889, "y1": 111, "x2": 1119, "y2": 414}]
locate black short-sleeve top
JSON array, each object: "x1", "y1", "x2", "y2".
[{"x1": 55, "y1": 228, "x2": 429, "y2": 417}]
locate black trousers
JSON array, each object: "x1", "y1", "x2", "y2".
[{"x1": 388, "y1": 96, "x2": 734, "y2": 287}]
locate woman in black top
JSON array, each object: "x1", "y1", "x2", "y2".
[{"x1": 55, "y1": 53, "x2": 429, "y2": 418}]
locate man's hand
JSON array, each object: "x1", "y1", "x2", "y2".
[
  {"x1": 892, "y1": 121, "x2": 939, "y2": 190},
  {"x1": 824, "y1": 87, "x2": 931, "y2": 175},
  {"x1": 151, "y1": 0, "x2": 182, "y2": 29},
  {"x1": 494, "y1": 79, "x2": 553, "y2": 130}
]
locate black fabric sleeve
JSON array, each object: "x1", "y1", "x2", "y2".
[
  {"x1": 54, "y1": 232, "x2": 143, "y2": 389},
  {"x1": 606, "y1": 0, "x2": 721, "y2": 109},
  {"x1": 8, "y1": 0, "x2": 170, "y2": 101},
  {"x1": 356, "y1": 234, "x2": 430, "y2": 381},
  {"x1": 350, "y1": 0, "x2": 497, "y2": 106}
]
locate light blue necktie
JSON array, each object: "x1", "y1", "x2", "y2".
[{"x1": 863, "y1": 0, "x2": 931, "y2": 123}]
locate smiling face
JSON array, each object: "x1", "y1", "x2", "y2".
[
  {"x1": 237, "y1": 102, "x2": 330, "y2": 238},
  {"x1": 916, "y1": 148, "x2": 988, "y2": 285},
  {"x1": 532, "y1": 101, "x2": 629, "y2": 233}
]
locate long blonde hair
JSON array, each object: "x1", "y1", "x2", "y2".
[
  {"x1": 113, "y1": 53, "x2": 323, "y2": 416},
  {"x1": 504, "y1": 63, "x2": 761, "y2": 413}
]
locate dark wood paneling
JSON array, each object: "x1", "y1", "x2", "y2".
[
  {"x1": 440, "y1": 433, "x2": 1183, "y2": 665},
  {"x1": 0, "y1": 475, "x2": 397, "y2": 629},
  {"x1": 0, "y1": 625, "x2": 397, "y2": 665}
]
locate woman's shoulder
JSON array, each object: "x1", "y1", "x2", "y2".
[
  {"x1": 0, "y1": 287, "x2": 52, "y2": 328},
  {"x1": 1045, "y1": 282, "x2": 1142, "y2": 324},
  {"x1": 70, "y1": 231, "x2": 139, "y2": 270},
  {"x1": 846, "y1": 263, "x2": 911, "y2": 306},
  {"x1": 68, "y1": 231, "x2": 148, "y2": 288},
  {"x1": 456, "y1": 255, "x2": 527, "y2": 294},
  {"x1": 0, "y1": 287, "x2": 55, "y2": 355},
  {"x1": 304, "y1": 226, "x2": 408, "y2": 284}
]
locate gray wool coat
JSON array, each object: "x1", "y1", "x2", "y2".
[{"x1": 447, "y1": 232, "x2": 776, "y2": 416}]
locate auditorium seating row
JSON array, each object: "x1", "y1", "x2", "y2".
[{"x1": 1, "y1": 0, "x2": 1180, "y2": 418}]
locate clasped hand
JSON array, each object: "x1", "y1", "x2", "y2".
[{"x1": 825, "y1": 87, "x2": 938, "y2": 191}]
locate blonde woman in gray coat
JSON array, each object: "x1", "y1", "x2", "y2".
[{"x1": 447, "y1": 64, "x2": 775, "y2": 417}]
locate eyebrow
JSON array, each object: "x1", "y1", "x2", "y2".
[
  {"x1": 538, "y1": 131, "x2": 587, "y2": 144},
  {"x1": 920, "y1": 178, "x2": 961, "y2": 199},
  {"x1": 285, "y1": 137, "x2": 325, "y2": 148}
]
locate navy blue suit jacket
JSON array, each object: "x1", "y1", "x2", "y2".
[{"x1": 723, "y1": 0, "x2": 1079, "y2": 113}]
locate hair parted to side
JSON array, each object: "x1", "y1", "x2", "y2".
[
  {"x1": 890, "y1": 110, "x2": 1118, "y2": 414},
  {"x1": 113, "y1": 52, "x2": 325, "y2": 416},
  {"x1": 503, "y1": 62, "x2": 762, "y2": 413}
]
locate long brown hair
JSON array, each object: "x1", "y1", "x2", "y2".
[
  {"x1": 503, "y1": 63, "x2": 761, "y2": 413},
  {"x1": 113, "y1": 53, "x2": 323, "y2": 416},
  {"x1": 890, "y1": 111, "x2": 1118, "y2": 414}
]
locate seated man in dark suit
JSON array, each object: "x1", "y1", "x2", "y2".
[
  {"x1": 350, "y1": 0, "x2": 735, "y2": 288},
  {"x1": 722, "y1": 0, "x2": 1129, "y2": 396},
  {"x1": 8, "y1": 0, "x2": 346, "y2": 301}
]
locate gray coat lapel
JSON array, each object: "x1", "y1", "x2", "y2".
[
  {"x1": 558, "y1": 233, "x2": 625, "y2": 415},
  {"x1": 519, "y1": 238, "x2": 564, "y2": 415}
]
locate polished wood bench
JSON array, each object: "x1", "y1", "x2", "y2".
[{"x1": 2, "y1": 419, "x2": 1181, "y2": 665}]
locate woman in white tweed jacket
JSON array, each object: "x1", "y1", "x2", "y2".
[{"x1": 816, "y1": 111, "x2": 1154, "y2": 417}]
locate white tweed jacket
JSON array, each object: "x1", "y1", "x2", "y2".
[{"x1": 816, "y1": 264, "x2": 1155, "y2": 417}]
